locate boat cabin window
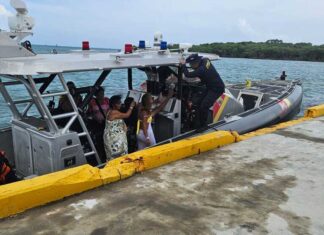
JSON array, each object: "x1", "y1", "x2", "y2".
[
  {"x1": 237, "y1": 91, "x2": 264, "y2": 111},
  {"x1": 127, "y1": 90, "x2": 144, "y2": 104}
]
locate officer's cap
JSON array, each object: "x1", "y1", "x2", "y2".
[{"x1": 185, "y1": 54, "x2": 203, "y2": 63}]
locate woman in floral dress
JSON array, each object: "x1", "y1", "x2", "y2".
[{"x1": 104, "y1": 95, "x2": 135, "y2": 160}]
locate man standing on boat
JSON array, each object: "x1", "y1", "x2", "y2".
[{"x1": 180, "y1": 54, "x2": 225, "y2": 128}]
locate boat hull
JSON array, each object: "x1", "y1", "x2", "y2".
[
  {"x1": 159, "y1": 81, "x2": 303, "y2": 144},
  {"x1": 215, "y1": 84, "x2": 303, "y2": 134},
  {"x1": 0, "y1": 80, "x2": 303, "y2": 176}
]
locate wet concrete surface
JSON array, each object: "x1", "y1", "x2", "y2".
[{"x1": 0, "y1": 117, "x2": 324, "y2": 235}]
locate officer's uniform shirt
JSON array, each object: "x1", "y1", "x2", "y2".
[{"x1": 182, "y1": 58, "x2": 225, "y2": 93}]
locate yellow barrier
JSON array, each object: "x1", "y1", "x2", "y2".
[
  {"x1": 105, "y1": 131, "x2": 235, "y2": 173},
  {"x1": 0, "y1": 131, "x2": 235, "y2": 219},
  {"x1": 305, "y1": 104, "x2": 324, "y2": 118},
  {"x1": 100, "y1": 162, "x2": 137, "y2": 185},
  {"x1": 0, "y1": 165, "x2": 102, "y2": 219}
]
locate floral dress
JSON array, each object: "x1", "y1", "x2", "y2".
[{"x1": 103, "y1": 118, "x2": 128, "y2": 160}]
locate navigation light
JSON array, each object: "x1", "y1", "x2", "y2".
[
  {"x1": 139, "y1": 40, "x2": 146, "y2": 49},
  {"x1": 125, "y1": 44, "x2": 133, "y2": 54},
  {"x1": 82, "y1": 41, "x2": 90, "y2": 50},
  {"x1": 160, "y1": 41, "x2": 167, "y2": 50}
]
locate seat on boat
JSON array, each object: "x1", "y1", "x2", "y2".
[{"x1": 209, "y1": 89, "x2": 244, "y2": 123}]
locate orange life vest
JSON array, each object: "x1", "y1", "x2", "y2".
[{"x1": 0, "y1": 151, "x2": 12, "y2": 184}]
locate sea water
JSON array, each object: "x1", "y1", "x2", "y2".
[{"x1": 0, "y1": 45, "x2": 324, "y2": 128}]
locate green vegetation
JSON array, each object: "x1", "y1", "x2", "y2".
[{"x1": 179, "y1": 40, "x2": 324, "y2": 62}]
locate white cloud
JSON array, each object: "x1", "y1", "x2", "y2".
[
  {"x1": 0, "y1": 4, "x2": 11, "y2": 17},
  {"x1": 238, "y1": 18, "x2": 255, "y2": 35},
  {"x1": 0, "y1": 4, "x2": 12, "y2": 30}
]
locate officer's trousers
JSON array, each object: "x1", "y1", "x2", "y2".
[{"x1": 199, "y1": 89, "x2": 224, "y2": 127}]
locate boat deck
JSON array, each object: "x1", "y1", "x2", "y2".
[{"x1": 1, "y1": 117, "x2": 324, "y2": 234}]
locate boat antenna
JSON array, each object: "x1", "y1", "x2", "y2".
[
  {"x1": 8, "y1": 0, "x2": 35, "y2": 42},
  {"x1": 0, "y1": 0, "x2": 35, "y2": 58}
]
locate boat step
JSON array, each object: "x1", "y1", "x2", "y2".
[
  {"x1": 78, "y1": 132, "x2": 87, "y2": 137},
  {"x1": 13, "y1": 98, "x2": 33, "y2": 104},
  {"x1": 84, "y1": 151, "x2": 96, "y2": 157},
  {"x1": 52, "y1": 112, "x2": 77, "y2": 120},
  {"x1": 41, "y1": 91, "x2": 68, "y2": 98}
]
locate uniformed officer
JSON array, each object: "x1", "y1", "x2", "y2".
[{"x1": 180, "y1": 54, "x2": 225, "y2": 127}]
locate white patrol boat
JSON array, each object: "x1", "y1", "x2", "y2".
[{"x1": 0, "y1": 0, "x2": 302, "y2": 178}]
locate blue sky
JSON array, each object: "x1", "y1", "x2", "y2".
[{"x1": 1, "y1": 0, "x2": 324, "y2": 49}]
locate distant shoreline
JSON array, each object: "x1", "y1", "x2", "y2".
[
  {"x1": 215, "y1": 56, "x2": 324, "y2": 64},
  {"x1": 188, "y1": 40, "x2": 324, "y2": 63},
  {"x1": 33, "y1": 42, "x2": 324, "y2": 63}
]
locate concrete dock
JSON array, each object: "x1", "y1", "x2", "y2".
[{"x1": 0, "y1": 117, "x2": 324, "y2": 235}]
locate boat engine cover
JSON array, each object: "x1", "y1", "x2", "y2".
[{"x1": 211, "y1": 92, "x2": 244, "y2": 123}]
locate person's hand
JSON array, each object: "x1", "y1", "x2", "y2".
[
  {"x1": 129, "y1": 101, "x2": 136, "y2": 111},
  {"x1": 180, "y1": 58, "x2": 186, "y2": 65},
  {"x1": 167, "y1": 88, "x2": 174, "y2": 98},
  {"x1": 145, "y1": 137, "x2": 151, "y2": 146}
]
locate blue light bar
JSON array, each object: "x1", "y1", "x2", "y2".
[
  {"x1": 160, "y1": 41, "x2": 167, "y2": 50},
  {"x1": 139, "y1": 40, "x2": 146, "y2": 49}
]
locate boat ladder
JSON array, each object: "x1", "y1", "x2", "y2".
[{"x1": 0, "y1": 74, "x2": 102, "y2": 165}]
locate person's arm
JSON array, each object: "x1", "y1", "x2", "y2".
[
  {"x1": 152, "y1": 89, "x2": 174, "y2": 116},
  {"x1": 75, "y1": 95, "x2": 83, "y2": 107},
  {"x1": 108, "y1": 102, "x2": 135, "y2": 120},
  {"x1": 109, "y1": 107, "x2": 133, "y2": 120},
  {"x1": 181, "y1": 64, "x2": 205, "y2": 78},
  {"x1": 87, "y1": 99, "x2": 95, "y2": 114},
  {"x1": 58, "y1": 97, "x2": 64, "y2": 107}
]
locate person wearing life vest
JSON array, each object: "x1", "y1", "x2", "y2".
[
  {"x1": 180, "y1": 54, "x2": 225, "y2": 127},
  {"x1": 0, "y1": 150, "x2": 18, "y2": 185}
]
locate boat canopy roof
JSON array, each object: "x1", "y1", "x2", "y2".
[
  {"x1": 0, "y1": 50, "x2": 219, "y2": 75},
  {"x1": 0, "y1": 0, "x2": 221, "y2": 76}
]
